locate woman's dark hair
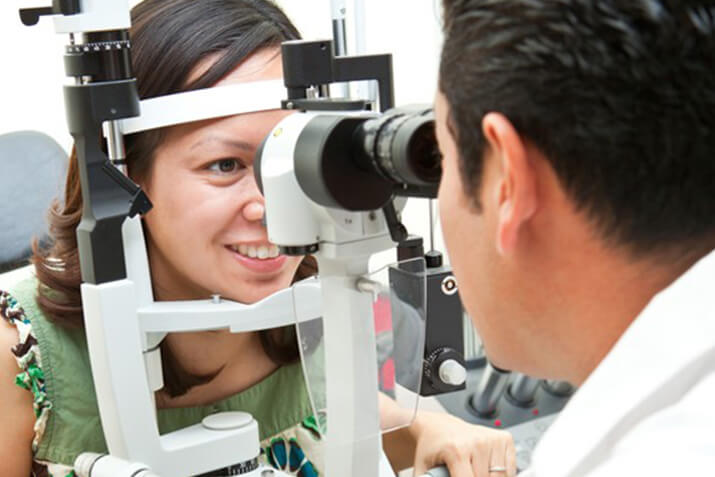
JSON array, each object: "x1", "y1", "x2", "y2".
[{"x1": 32, "y1": 0, "x2": 315, "y2": 397}]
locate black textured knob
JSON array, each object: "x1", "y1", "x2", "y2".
[{"x1": 425, "y1": 250, "x2": 443, "y2": 268}]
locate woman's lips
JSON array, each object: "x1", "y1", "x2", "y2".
[{"x1": 226, "y1": 245, "x2": 287, "y2": 273}]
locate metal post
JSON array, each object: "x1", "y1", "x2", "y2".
[
  {"x1": 104, "y1": 120, "x2": 128, "y2": 175},
  {"x1": 352, "y1": 0, "x2": 378, "y2": 108},
  {"x1": 331, "y1": 0, "x2": 350, "y2": 98}
]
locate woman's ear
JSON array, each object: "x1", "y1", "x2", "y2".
[{"x1": 481, "y1": 112, "x2": 537, "y2": 256}]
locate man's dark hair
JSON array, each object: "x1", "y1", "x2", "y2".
[{"x1": 439, "y1": 0, "x2": 715, "y2": 259}]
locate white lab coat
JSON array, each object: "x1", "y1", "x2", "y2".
[{"x1": 521, "y1": 249, "x2": 715, "y2": 477}]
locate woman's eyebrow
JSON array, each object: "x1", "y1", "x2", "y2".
[{"x1": 189, "y1": 135, "x2": 254, "y2": 151}]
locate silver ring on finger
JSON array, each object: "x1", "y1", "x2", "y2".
[{"x1": 489, "y1": 466, "x2": 507, "y2": 473}]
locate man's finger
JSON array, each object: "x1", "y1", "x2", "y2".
[
  {"x1": 471, "y1": 439, "x2": 491, "y2": 477},
  {"x1": 446, "y1": 456, "x2": 475, "y2": 477},
  {"x1": 413, "y1": 459, "x2": 429, "y2": 476},
  {"x1": 485, "y1": 436, "x2": 507, "y2": 477},
  {"x1": 504, "y1": 438, "x2": 518, "y2": 477}
]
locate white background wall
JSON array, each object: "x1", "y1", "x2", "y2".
[{"x1": 1, "y1": 0, "x2": 447, "y2": 263}]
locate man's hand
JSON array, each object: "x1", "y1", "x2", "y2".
[{"x1": 410, "y1": 411, "x2": 516, "y2": 477}]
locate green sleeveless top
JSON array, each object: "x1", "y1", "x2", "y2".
[{"x1": 1, "y1": 276, "x2": 323, "y2": 477}]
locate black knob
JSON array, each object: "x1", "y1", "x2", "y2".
[
  {"x1": 425, "y1": 250, "x2": 443, "y2": 268},
  {"x1": 424, "y1": 347, "x2": 465, "y2": 392}
]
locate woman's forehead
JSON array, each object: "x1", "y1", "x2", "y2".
[
  {"x1": 144, "y1": 47, "x2": 289, "y2": 155},
  {"x1": 189, "y1": 48, "x2": 284, "y2": 87},
  {"x1": 161, "y1": 108, "x2": 292, "y2": 151}
]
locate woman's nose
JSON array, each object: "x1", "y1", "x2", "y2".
[{"x1": 242, "y1": 200, "x2": 265, "y2": 223}]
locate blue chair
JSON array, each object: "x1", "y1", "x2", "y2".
[{"x1": 0, "y1": 131, "x2": 68, "y2": 272}]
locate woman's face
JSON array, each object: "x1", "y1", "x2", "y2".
[{"x1": 139, "y1": 49, "x2": 303, "y2": 303}]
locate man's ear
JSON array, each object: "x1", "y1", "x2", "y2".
[{"x1": 481, "y1": 112, "x2": 537, "y2": 256}]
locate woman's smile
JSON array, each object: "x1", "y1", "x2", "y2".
[{"x1": 225, "y1": 242, "x2": 288, "y2": 273}]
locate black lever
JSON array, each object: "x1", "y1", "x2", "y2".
[
  {"x1": 101, "y1": 162, "x2": 154, "y2": 218},
  {"x1": 19, "y1": 0, "x2": 80, "y2": 26},
  {"x1": 19, "y1": 7, "x2": 53, "y2": 26},
  {"x1": 382, "y1": 201, "x2": 408, "y2": 243}
]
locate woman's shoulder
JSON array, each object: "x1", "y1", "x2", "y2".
[
  {"x1": 0, "y1": 277, "x2": 47, "y2": 400},
  {"x1": 1, "y1": 274, "x2": 106, "y2": 466},
  {"x1": 1, "y1": 274, "x2": 88, "y2": 353},
  {"x1": 1, "y1": 274, "x2": 43, "y2": 328},
  {"x1": 0, "y1": 322, "x2": 35, "y2": 475},
  {"x1": 0, "y1": 279, "x2": 44, "y2": 475},
  {"x1": 0, "y1": 274, "x2": 91, "y2": 394}
]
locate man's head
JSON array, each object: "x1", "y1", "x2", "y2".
[{"x1": 436, "y1": 0, "x2": 715, "y2": 381}]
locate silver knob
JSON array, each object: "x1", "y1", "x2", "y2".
[
  {"x1": 508, "y1": 373, "x2": 541, "y2": 406},
  {"x1": 470, "y1": 362, "x2": 510, "y2": 416},
  {"x1": 543, "y1": 380, "x2": 574, "y2": 397},
  {"x1": 438, "y1": 359, "x2": 467, "y2": 386}
]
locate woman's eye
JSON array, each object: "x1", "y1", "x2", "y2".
[{"x1": 208, "y1": 158, "x2": 244, "y2": 174}]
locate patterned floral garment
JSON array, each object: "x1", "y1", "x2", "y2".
[
  {"x1": 262, "y1": 415, "x2": 323, "y2": 477},
  {"x1": 1, "y1": 290, "x2": 322, "y2": 477}
]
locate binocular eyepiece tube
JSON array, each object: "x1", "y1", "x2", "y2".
[{"x1": 353, "y1": 105, "x2": 441, "y2": 198}]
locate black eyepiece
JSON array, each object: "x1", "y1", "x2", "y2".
[{"x1": 354, "y1": 105, "x2": 441, "y2": 198}]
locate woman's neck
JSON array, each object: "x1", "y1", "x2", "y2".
[
  {"x1": 147, "y1": 254, "x2": 280, "y2": 407},
  {"x1": 156, "y1": 330, "x2": 278, "y2": 408}
]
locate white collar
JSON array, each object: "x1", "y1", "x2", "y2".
[{"x1": 531, "y1": 248, "x2": 715, "y2": 476}]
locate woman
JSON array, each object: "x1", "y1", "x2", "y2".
[{"x1": 0, "y1": 1, "x2": 516, "y2": 476}]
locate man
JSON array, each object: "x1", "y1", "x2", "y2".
[{"x1": 435, "y1": 0, "x2": 715, "y2": 475}]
